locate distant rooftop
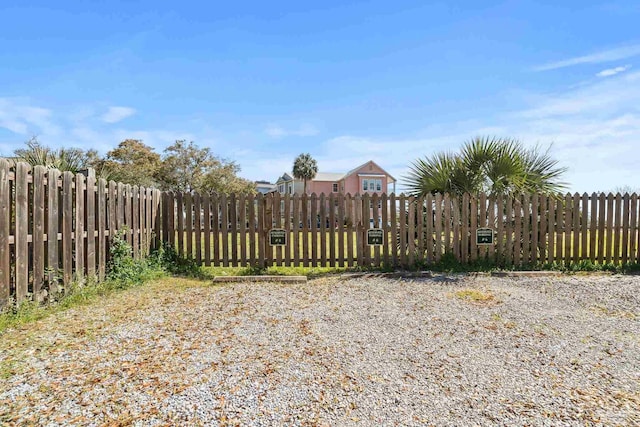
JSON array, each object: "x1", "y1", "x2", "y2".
[{"x1": 313, "y1": 172, "x2": 345, "y2": 181}]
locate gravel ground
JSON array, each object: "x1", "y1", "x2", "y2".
[{"x1": 1, "y1": 274, "x2": 638, "y2": 426}]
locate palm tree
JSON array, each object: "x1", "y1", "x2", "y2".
[
  {"x1": 403, "y1": 137, "x2": 567, "y2": 197},
  {"x1": 292, "y1": 153, "x2": 318, "y2": 194}
]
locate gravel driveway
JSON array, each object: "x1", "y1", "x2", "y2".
[{"x1": 1, "y1": 274, "x2": 638, "y2": 426}]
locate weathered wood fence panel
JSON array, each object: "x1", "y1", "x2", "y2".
[
  {"x1": 0, "y1": 162, "x2": 162, "y2": 309},
  {"x1": 3, "y1": 160, "x2": 639, "y2": 311},
  {"x1": 162, "y1": 191, "x2": 640, "y2": 270}
]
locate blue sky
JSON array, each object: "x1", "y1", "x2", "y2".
[{"x1": 1, "y1": 0, "x2": 639, "y2": 192}]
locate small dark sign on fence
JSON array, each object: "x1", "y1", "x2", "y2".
[
  {"x1": 269, "y1": 229, "x2": 287, "y2": 246},
  {"x1": 476, "y1": 228, "x2": 494, "y2": 245},
  {"x1": 367, "y1": 229, "x2": 384, "y2": 246}
]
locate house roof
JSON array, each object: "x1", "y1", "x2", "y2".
[
  {"x1": 313, "y1": 172, "x2": 345, "y2": 181},
  {"x1": 344, "y1": 160, "x2": 397, "y2": 182},
  {"x1": 275, "y1": 173, "x2": 293, "y2": 183}
]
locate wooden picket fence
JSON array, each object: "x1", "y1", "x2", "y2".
[
  {"x1": 164, "y1": 191, "x2": 640, "y2": 269},
  {"x1": 2, "y1": 158, "x2": 639, "y2": 309},
  {"x1": 0, "y1": 160, "x2": 162, "y2": 308}
]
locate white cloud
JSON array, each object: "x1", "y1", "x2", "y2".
[
  {"x1": 101, "y1": 106, "x2": 136, "y2": 123},
  {"x1": 533, "y1": 44, "x2": 640, "y2": 71},
  {"x1": 596, "y1": 65, "x2": 631, "y2": 77},
  {"x1": 0, "y1": 98, "x2": 60, "y2": 136},
  {"x1": 265, "y1": 123, "x2": 318, "y2": 138}
]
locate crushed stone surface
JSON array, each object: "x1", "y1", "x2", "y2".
[{"x1": 1, "y1": 274, "x2": 638, "y2": 426}]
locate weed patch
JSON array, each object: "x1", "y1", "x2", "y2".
[{"x1": 451, "y1": 288, "x2": 499, "y2": 305}]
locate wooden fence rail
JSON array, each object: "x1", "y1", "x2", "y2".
[
  {"x1": 0, "y1": 160, "x2": 162, "y2": 308},
  {"x1": 165, "y1": 191, "x2": 640, "y2": 269}
]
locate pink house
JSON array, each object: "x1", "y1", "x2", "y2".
[{"x1": 275, "y1": 160, "x2": 396, "y2": 196}]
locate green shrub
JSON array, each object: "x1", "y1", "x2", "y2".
[{"x1": 107, "y1": 230, "x2": 164, "y2": 287}]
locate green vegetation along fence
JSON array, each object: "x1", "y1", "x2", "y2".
[
  {"x1": 0, "y1": 160, "x2": 162, "y2": 309},
  {"x1": 164, "y1": 191, "x2": 640, "y2": 269},
  {"x1": 2, "y1": 158, "x2": 639, "y2": 310}
]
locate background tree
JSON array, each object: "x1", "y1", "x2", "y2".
[
  {"x1": 156, "y1": 140, "x2": 255, "y2": 195},
  {"x1": 99, "y1": 139, "x2": 161, "y2": 187},
  {"x1": 15, "y1": 137, "x2": 99, "y2": 173},
  {"x1": 403, "y1": 137, "x2": 567, "y2": 197},
  {"x1": 292, "y1": 153, "x2": 318, "y2": 194}
]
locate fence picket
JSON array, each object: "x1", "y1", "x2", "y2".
[
  {"x1": 176, "y1": 192, "x2": 184, "y2": 257},
  {"x1": 212, "y1": 194, "x2": 220, "y2": 266},
  {"x1": 302, "y1": 194, "x2": 309, "y2": 267},
  {"x1": 220, "y1": 194, "x2": 229, "y2": 267},
  {"x1": 256, "y1": 193, "x2": 264, "y2": 268},
  {"x1": 555, "y1": 197, "x2": 564, "y2": 264},
  {"x1": 62, "y1": 172, "x2": 74, "y2": 286},
  {"x1": 338, "y1": 193, "x2": 346, "y2": 267},
  {"x1": 622, "y1": 193, "x2": 630, "y2": 264},
  {"x1": 132, "y1": 185, "x2": 139, "y2": 259},
  {"x1": 538, "y1": 195, "x2": 547, "y2": 263},
  {"x1": 329, "y1": 193, "x2": 337, "y2": 267},
  {"x1": 33, "y1": 166, "x2": 46, "y2": 299},
  {"x1": 86, "y1": 175, "x2": 96, "y2": 279},
  {"x1": 15, "y1": 163, "x2": 29, "y2": 302},
  {"x1": 417, "y1": 196, "x2": 424, "y2": 265},
  {"x1": 443, "y1": 193, "x2": 451, "y2": 255},
  {"x1": 398, "y1": 194, "x2": 406, "y2": 267},
  {"x1": 589, "y1": 193, "x2": 597, "y2": 263},
  {"x1": 310, "y1": 193, "x2": 318, "y2": 267},
  {"x1": 408, "y1": 195, "x2": 415, "y2": 267},
  {"x1": 425, "y1": 194, "x2": 433, "y2": 264},
  {"x1": 320, "y1": 193, "x2": 327, "y2": 267},
  {"x1": 531, "y1": 194, "x2": 539, "y2": 265},
  {"x1": 290, "y1": 194, "x2": 298, "y2": 267},
  {"x1": 581, "y1": 193, "x2": 588, "y2": 263},
  {"x1": 605, "y1": 193, "x2": 614, "y2": 263},
  {"x1": 185, "y1": 192, "x2": 194, "y2": 261},
  {"x1": 613, "y1": 193, "x2": 622, "y2": 264},
  {"x1": 469, "y1": 194, "x2": 477, "y2": 262},
  {"x1": 514, "y1": 196, "x2": 522, "y2": 266},
  {"x1": 564, "y1": 193, "x2": 572, "y2": 265},
  {"x1": 347, "y1": 194, "x2": 354, "y2": 267},
  {"x1": 203, "y1": 194, "x2": 211, "y2": 266},
  {"x1": 505, "y1": 196, "x2": 513, "y2": 266},
  {"x1": 521, "y1": 194, "x2": 530, "y2": 265},
  {"x1": 631, "y1": 194, "x2": 638, "y2": 264},
  {"x1": 390, "y1": 194, "x2": 397, "y2": 266},
  {"x1": 48, "y1": 169, "x2": 61, "y2": 294},
  {"x1": 97, "y1": 179, "x2": 106, "y2": 280},
  {"x1": 381, "y1": 193, "x2": 389, "y2": 267},
  {"x1": 461, "y1": 193, "x2": 469, "y2": 263},
  {"x1": 0, "y1": 160, "x2": 9, "y2": 307},
  {"x1": 194, "y1": 193, "x2": 202, "y2": 265},
  {"x1": 434, "y1": 194, "x2": 443, "y2": 261},
  {"x1": 597, "y1": 193, "x2": 606, "y2": 264},
  {"x1": 452, "y1": 195, "x2": 461, "y2": 261}
]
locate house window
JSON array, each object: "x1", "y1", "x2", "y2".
[
  {"x1": 288, "y1": 184, "x2": 293, "y2": 194},
  {"x1": 332, "y1": 183, "x2": 338, "y2": 192},
  {"x1": 362, "y1": 178, "x2": 383, "y2": 193},
  {"x1": 278, "y1": 184, "x2": 284, "y2": 193}
]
